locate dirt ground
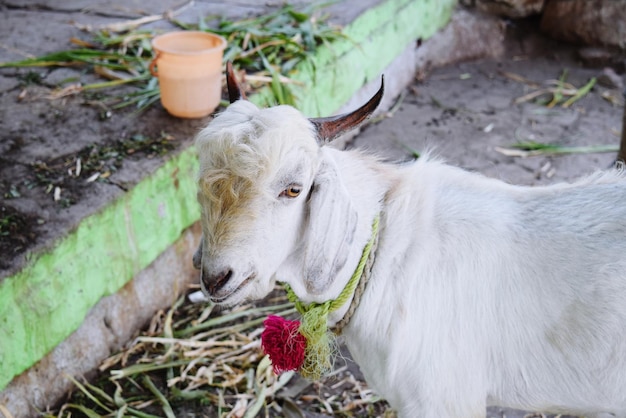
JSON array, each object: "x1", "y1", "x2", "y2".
[
  {"x1": 2, "y1": 7, "x2": 625, "y2": 417},
  {"x1": 353, "y1": 28, "x2": 624, "y2": 184}
]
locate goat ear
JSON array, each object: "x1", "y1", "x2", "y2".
[
  {"x1": 303, "y1": 156, "x2": 358, "y2": 295},
  {"x1": 309, "y1": 76, "x2": 384, "y2": 143},
  {"x1": 226, "y1": 61, "x2": 247, "y2": 103}
]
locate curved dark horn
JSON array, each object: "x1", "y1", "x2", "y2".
[
  {"x1": 226, "y1": 61, "x2": 247, "y2": 103},
  {"x1": 310, "y1": 76, "x2": 384, "y2": 143}
]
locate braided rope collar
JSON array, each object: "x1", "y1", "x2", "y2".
[
  {"x1": 284, "y1": 214, "x2": 380, "y2": 333},
  {"x1": 267, "y1": 215, "x2": 380, "y2": 379},
  {"x1": 332, "y1": 218, "x2": 380, "y2": 334}
]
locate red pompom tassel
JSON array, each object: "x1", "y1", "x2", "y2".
[{"x1": 261, "y1": 315, "x2": 307, "y2": 374}]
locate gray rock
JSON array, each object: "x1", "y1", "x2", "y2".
[
  {"x1": 541, "y1": 0, "x2": 626, "y2": 49},
  {"x1": 597, "y1": 67, "x2": 624, "y2": 90},
  {"x1": 461, "y1": 0, "x2": 545, "y2": 18}
]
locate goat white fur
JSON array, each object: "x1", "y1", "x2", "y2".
[{"x1": 194, "y1": 80, "x2": 626, "y2": 418}]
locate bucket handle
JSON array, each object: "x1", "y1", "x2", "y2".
[{"x1": 149, "y1": 52, "x2": 161, "y2": 77}]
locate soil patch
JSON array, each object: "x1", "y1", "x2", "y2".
[
  {"x1": 0, "y1": 204, "x2": 38, "y2": 270},
  {"x1": 353, "y1": 22, "x2": 624, "y2": 186},
  {"x1": 0, "y1": 86, "x2": 206, "y2": 277}
]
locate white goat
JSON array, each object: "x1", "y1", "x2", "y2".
[{"x1": 193, "y1": 65, "x2": 626, "y2": 418}]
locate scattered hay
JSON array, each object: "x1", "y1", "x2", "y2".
[
  {"x1": 47, "y1": 287, "x2": 393, "y2": 417},
  {"x1": 495, "y1": 141, "x2": 619, "y2": 158}
]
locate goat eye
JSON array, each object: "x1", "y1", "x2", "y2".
[{"x1": 280, "y1": 185, "x2": 302, "y2": 198}]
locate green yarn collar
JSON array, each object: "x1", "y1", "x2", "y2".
[{"x1": 282, "y1": 214, "x2": 380, "y2": 379}]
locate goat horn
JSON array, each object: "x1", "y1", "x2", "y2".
[
  {"x1": 310, "y1": 75, "x2": 384, "y2": 143},
  {"x1": 226, "y1": 61, "x2": 247, "y2": 103}
]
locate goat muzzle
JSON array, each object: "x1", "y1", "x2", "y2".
[{"x1": 202, "y1": 268, "x2": 233, "y2": 296}]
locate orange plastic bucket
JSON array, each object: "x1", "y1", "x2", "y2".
[{"x1": 150, "y1": 31, "x2": 227, "y2": 118}]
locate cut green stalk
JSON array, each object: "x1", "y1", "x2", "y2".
[
  {"x1": 244, "y1": 385, "x2": 267, "y2": 418},
  {"x1": 141, "y1": 375, "x2": 176, "y2": 418},
  {"x1": 546, "y1": 69, "x2": 568, "y2": 108},
  {"x1": 170, "y1": 386, "x2": 212, "y2": 400},
  {"x1": 113, "y1": 381, "x2": 126, "y2": 408},
  {"x1": 65, "y1": 375, "x2": 113, "y2": 413},
  {"x1": 176, "y1": 303, "x2": 295, "y2": 337},
  {"x1": 399, "y1": 142, "x2": 421, "y2": 159},
  {"x1": 495, "y1": 141, "x2": 619, "y2": 157},
  {"x1": 0, "y1": 49, "x2": 141, "y2": 68},
  {"x1": 124, "y1": 407, "x2": 164, "y2": 418},
  {"x1": 562, "y1": 77, "x2": 597, "y2": 108},
  {"x1": 81, "y1": 75, "x2": 150, "y2": 91},
  {"x1": 83, "y1": 380, "x2": 116, "y2": 405},
  {"x1": 187, "y1": 307, "x2": 297, "y2": 342},
  {"x1": 114, "y1": 405, "x2": 129, "y2": 418},
  {"x1": 62, "y1": 403, "x2": 103, "y2": 418},
  {"x1": 111, "y1": 359, "x2": 202, "y2": 380}
]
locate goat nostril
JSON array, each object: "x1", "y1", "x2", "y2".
[
  {"x1": 203, "y1": 269, "x2": 233, "y2": 295},
  {"x1": 217, "y1": 269, "x2": 233, "y2": 289}
]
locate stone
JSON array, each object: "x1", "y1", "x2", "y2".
[
  {"x1": 597, "y1": 67, "x2": 624, "y2": 90},
  {"x1": 460, "y1": 0, "x2": 545, "y2": 18},
  {"x1": 0, "y1": 74, "x2": 20, "y2": 94},
  {"x1": 541, "y1": 0, "x2": 626, "y2": 49},
  {"x1": 578, "y1": 47, "x2": 626, "y2": 73}
]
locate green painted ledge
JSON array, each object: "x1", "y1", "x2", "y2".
[
  {"x1": 0, "y1": 150, "x2": 200, "y2": 390},
  {"x1": 254, "y1": 0, "x2": 456, "y2": 116},
  {"x1": 0, "y1": 0, "x2": 455, "y2": 391}
]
